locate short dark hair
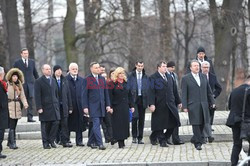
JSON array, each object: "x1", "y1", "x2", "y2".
[
  {"x1": 167, "y1": 61, "x2": 175, "y2": 67},
  {"x1": 135, "y1": 60, "x2": 143, "y2": 65},
  {"x1": 21, "y1": 48, "x2": 28, "y2": 53},
  {"x1": 90, "y1": 62, "x2": 99, "y2": 68},
  {"x1": 100, "y1": 64, "x2": 105, "y2": 68},
  {"x1": 157, "y1": 61, "x2": 166, "y2": 68}
]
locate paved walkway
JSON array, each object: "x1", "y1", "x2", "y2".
[{"x1": 0, "y1": 138, "x2": 232, "y2": 165}]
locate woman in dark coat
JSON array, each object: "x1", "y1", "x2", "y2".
[
  {"x1": 0, "y1": 66, "x2": 9, "y2": 158},
  {"x1": 109, "y1": 67, "x2": 134, "y2": 148}
]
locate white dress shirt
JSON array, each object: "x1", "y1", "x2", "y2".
[{"x1": 191, "y1": 72, "x2": 200, "y2": 86}]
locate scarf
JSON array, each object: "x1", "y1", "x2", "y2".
[{"x1": 0, "y1": 80, "x2": 7, "y2": 93}]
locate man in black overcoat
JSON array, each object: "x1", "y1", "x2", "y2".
[
  {"x1": 35, "y1": 64, "x2": 60, "y2": 149},
  {"x1": 148, "y1": 61, "x2": 181, "y2": 147},
  {"x1": 181, "y1": 60, "x2": 215, "y2": 150},
  {"x1": 0, "y1": 66, "x2": 9, "y2": 158},
  {"x1": 226, "y1": 76, "x2": 250, "y2": 166},
  {"x1": 66, "y1": 63, "x2": 86, "y2": 146},
  {"x1": 53, "y1": 65, "x2": 73, "y2": 148},
  {"x1": 13, "y1": 48, "x2": 39, "y2": 122}
]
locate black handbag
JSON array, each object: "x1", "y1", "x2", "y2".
[{"x1": 240, "y1": 86, "x2": 250, "y2": 140}]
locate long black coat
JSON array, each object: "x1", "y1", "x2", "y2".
[
  {"x1": 0, "y1": 82, "x2": 9, "y2": 129},
  {"x1": 127, "y1": 69, "x2": 148, "y2": 118},
  {"x1": 66, "y1": 74, "x2": 86, "y2": 132},
  {"x1": 208, "y1": 72, "x2": 222, "y2": 99},
  {"x1": 53, "y1": 75, "x2": 73, "y2": 118},
  {"x1": 226, "y1": 84, "x2": 250, "y2": 128},
  {"x1": 14, "y1": 59, "x2": 39, "y2": 98},
  {"x1": 181, "y1": 73, "x2": 215, "y2": 125},
  {"x1": 109, "y1": 81, "x2": 134, "y2": 140},
  {"x1": 148, "y1": 72, "x2": 181, "y2": 131},
  {"x1": 34, "y1": 76, "x2": 60, "y2": 121}
]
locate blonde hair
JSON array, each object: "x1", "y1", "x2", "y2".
[{"x1": 112, "y1": 67, "x2": 127, "y2": 82}]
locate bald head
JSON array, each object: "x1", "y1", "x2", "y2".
[{"x1": 42, "y1": 64, "x2": 51, "y2": 77}]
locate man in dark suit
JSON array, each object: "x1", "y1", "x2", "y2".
[
  {"x1": 66, "y1": 63, "x2": 86, "y2": 147},
  {"x1": 181, "y1": 60, "x2": 215, "y2": 150},
  {"x1": 53, "y1": 65, "x2": 73, "y2": 148},
  {"x1": 0, "y1": 66, "x2": 8, "y2": 158},
  {"x1": 14, "y1": 48, "x2": 39, "y2": 122},
  {"x1": 201, "y1": 61, "x2": 222, "y2": 143},
  {"x1": 128, "y1": 60, "x2": 148, "y2": 144},
  {"x1": 166, "y1": 61, "x2": 184, "y2": 145},
  {"x1": 83, "y1": 62, "x2": 111, "y2": 150},
  {"x1": 148, "y1": 61, "x2": 181, "y2": 147},
  {"x1": 34, "y1": 64, "x2": 60, "y2": 149},
  {"x1": 226, "y1": 76, "x2": 250, "y2": 166}
]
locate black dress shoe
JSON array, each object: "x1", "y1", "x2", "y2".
[
  {"x1": 99, "y1": 145, "x2": 106, "y2": 150},
  {"x1": 111, "y1": 140, "x2": 117, "y2": 145},
  {"x1": 76, "y1": 143, "x2": 85, "y2": 147},
  {"x1": 208, "y1": 137, "x2": 214, "y2": 143},
  {"x1": 138, "y1": 140, "x2": 144, "y2": 144},
  {"x1": 62, "y1": 143, "x2": 73, "y2": 148},
  {"x1": 160, "y1": 142, "x2": 169, "y2": 147},
  {"x1": 90, "y1": 144, "x2": 98, "y2": 149},
  {"x1": 0, "y1": 153, "x2": 7, "y2": 159},
  {"x1": 50, "y1": 143, "x2": 57, "y2": 148},
  {"x1": 43, "y1": 145, "x2": 51, "y2": 149},
  {"x1": 27, "y1": 119, "x2": 36, "y2": 122},
  {"x1": 166, "y1": 139, "x2": 173, "y2": 145},
  {"x1": 196, "y1": 145, "x2": 202, "y2": 150},
  {"x1": 173, "y1": 140, "x2": 185, "y2": 145},
  {"x1": 132, "y1": 138, "x2": 137, "y2": 143}
]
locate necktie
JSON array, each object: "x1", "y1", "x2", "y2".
[
  {"x1": 24, "y1": 59, "x2": 28, "y2": 68},
  {"x1": 95, "y1": 76, "x2": 99, "y2": 84},
  {"x1": 137, "y1": 72, "x2": 142, "y2": 96},
  {"x1": 47, "y1": 77, "x2": 51, "y2": 85},
  {"x1": 163, "y1": 74, "x2": 167, "y2": 82},
  {"x1": 74, "y1": 76, "x2": 77, "y2": 81},
  {"x1": 57, "y1": 79, "x2": 60, "y2": 88}
]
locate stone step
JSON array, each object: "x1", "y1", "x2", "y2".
[
  {"x1": 15, "y1": 111, "x2": 229, "y2": 133},
  {"x1": 7, "y1": 124, "x2": 233, "y2": 142}
]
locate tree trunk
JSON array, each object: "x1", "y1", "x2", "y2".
[
  {"x1": 209, "y1": 0, "x2": 244, "y2": 109},
  {"x1": 83, "y1": 0, "x2": 101, "y2": 73},
  {"x1": 23, "y1": 0, "x2": 35, "y2": 60},
  {"x1": 128, "y1": 0, "x2": 143, "y2": 70},
  {"x1": 0, "y1": 0, "x2": 21, "y2": 68},
  {"x1": 46, "y1": 0, "x2": 54, "y2": 64},
  {"x1": 63, "y1": 0, "x2": 77, "y2": 64},
  {"x1": 158, "y1": 0, "x2": 172, "y2": 61}
]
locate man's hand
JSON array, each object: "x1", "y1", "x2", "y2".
[
  {"x1": 149, "y1": 105, "x2": 156, "y2": 113},
  {"x1": 178, "y1": 103, "x2": 182, "y2": 109},
  {"x1": 38, "y1": 109, "x2": 43, "y2": 114},
  {"x1": 130, "y1": 107, "x2": 135, "y2": 113},
  {"x1": 183, "y1": 108, "x2": 188, "y2": 112},
  {"x1": 83, "y1": 108, "x2": 88, "y2": 115},
  {"x1": 69, "y1": 110, "x2": 73, "y2": 114},
  {"x1": 212, "y1": 104, "x2": 216, "y2": 109},
  {"x1": 109, "y1": 109, "x2": 113, "y2": 114},
  {"x1": 106, "y1": 106, "x2": 111, "y2": 113}
]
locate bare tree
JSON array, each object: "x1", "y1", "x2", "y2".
[
  {"x1": 63, "y1": 0, "x2": 78, "y2": 63},
  {"x1": 158, "y1": 0, "x2": 172, "y2": 61},
  {"x1": 23, "y1": 0, "x2": 35, "y2": 60},
  {"x1": 209, "y1": 0, "x2": 244, "y2": 109},
  {"x1": 0, "y1": 0, "x2": 21, "y2": 69}
]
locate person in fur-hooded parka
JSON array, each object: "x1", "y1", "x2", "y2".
[{"x1": 5, "y1": 68, "x2": 28, "y2": 149}]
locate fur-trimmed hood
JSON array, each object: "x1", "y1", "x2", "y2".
[{"x1": 5, "y1": 68, "x2": 25, "y2": 84}]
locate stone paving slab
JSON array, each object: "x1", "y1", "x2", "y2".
[
  {"x1": 9, "y1": 124, "x2": 233, "y2": 142},
  {"x1": 15, "y1": 111, "x2": 229, "y2": 133},
  {"x1": 0, "y1": 137, "x2": 232, "y2": 165}
]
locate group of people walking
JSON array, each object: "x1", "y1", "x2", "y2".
[{"x1": 1, "y1": 46, "x2": 245, "y2": 166}]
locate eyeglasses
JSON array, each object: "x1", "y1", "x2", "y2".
[{"x1": 202, "y1": 67, "x2": 210, "y2": 69}]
